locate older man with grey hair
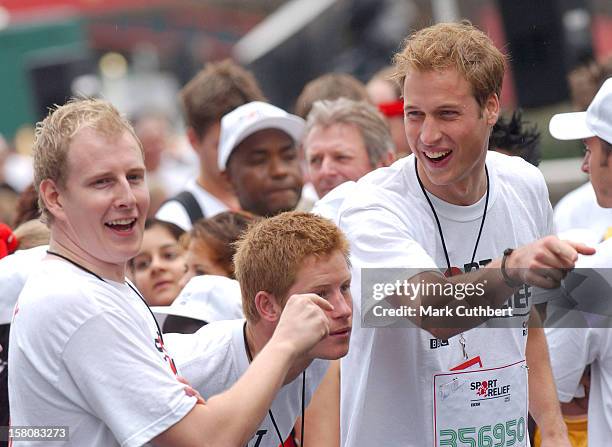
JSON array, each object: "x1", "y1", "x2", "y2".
[{"x1": 303, "y1": 98, "x2": 395, "y2": 199}]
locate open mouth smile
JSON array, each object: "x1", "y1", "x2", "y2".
[
  {"x1": 104, "y1": 218, "x2": 137, "y2": 232},
  {"x1": 423, "y1": 150, "x2": 452, "y2": 163}
]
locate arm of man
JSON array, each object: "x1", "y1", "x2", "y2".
[
  {"x1": 153, "y1": 294, "x2": 333, "y2": 447},
  {"x1": 295, "y1": 360, "x2": 341, "y2": 447},
  {"x1": 340, "y1": 203, "x2": 594, "y2": 340},
  {"x1": 525, "y1": 309, "x2": 570, "y2": 447},
  {"x1": 387, "y1": 236, "x2": 595, "y2": 340}
]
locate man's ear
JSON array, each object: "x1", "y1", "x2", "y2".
[
  {"x1": 186, "y1": 127, "x2": 201, "y2": 154},
  {"x1": 484, "y1": 93, "x2": 500, "y2": 126},
  {"x1": 220, "y1": 168, "x2": 233, "y2": 189},
  {"x1": 382, "y1": 150, "x2": 396, "y2": 167},
  {"x1": 254, "y1": 291, "x2": 282, "y2": 322},
  {"x1": 39, "y1": 179, "x2": 65, "y2": 221}
]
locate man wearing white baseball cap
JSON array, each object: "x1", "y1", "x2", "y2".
[
  {"x1": 218, "y1": 101, "x2": 306, "y2": 217},
  {"x1": 550, "y1": 77, "x2": 612, "y2": 209},
  {"x1": 546, "y1": 77, "x2": 612, "y2": 446}
]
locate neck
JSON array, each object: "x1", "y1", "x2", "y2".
[
  {"x1": 417, "y1": 159, "x2": 488, "y2": 206},
  {"x1": 196, "y1": 173, "x2": 240, "y2": 210},
  {"x1": 245, "y1": 322, "x2": 312, "y2": 384},
  {"x1": 48, "y1": 233, "x2": 125, "y2": 282}
]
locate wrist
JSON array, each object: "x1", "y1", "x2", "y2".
[
  {"x1": 267, "y1": 334, "x2": 299, "y2": 364},
  {"x1": 501, "y1": 248, "x2": 522, "y2": 288},
  {"x1": 536, "y1": 411, "x2": 569, "y2": 440},
  {"x1": 539, "y1": 423, "x2": 569, "y2": 441}
]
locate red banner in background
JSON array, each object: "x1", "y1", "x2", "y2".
[
  {"x1": 594, "y1": 15, "x2": 612, "y2": 60},
  {"x1": 1, "y1": 0, "x2": 173, "y2": 22}
]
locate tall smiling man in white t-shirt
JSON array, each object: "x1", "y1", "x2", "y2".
[
  {"x1": 546, "y1": 77, "x2": 612, "y2": 445},
  {"x1": 335, "y1": 22, "x2": 594, "y2": 447},
  {"x1": 9, "y1": 98, "x2": 333, "y2": 447}
]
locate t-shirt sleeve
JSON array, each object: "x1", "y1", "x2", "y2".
[
  {"x1": 339, "y1": 203, "x2": 439, "y2": 319},
  {"x1": 530, "y1": 172, "x2": 557, "y2": 304},
  {"x1": 553, "y1": 190, "x2": 578, "y2": 235},
  {"x1": 541, "y1": 179, "x2": 554, "y2": 237},
  {"x1": 545, "y1": 326, "x2": 596, "y2": 402},
  {"x1": 162, "y1": 324, "x2": 239, "y2": 399},
  {"x1": 339, "y1": 204, "x2": 437, "y2": 270},
  {"x1": 62, "y1": 311, "x2": 196, "y2": 447}
]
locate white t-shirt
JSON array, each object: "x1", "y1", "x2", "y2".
[
  {"x1": 165, "y1": 319, "x2": 329, "y2": 447},
  {"x1": 0, "y1": 245, "x2": 47, "y2": 325},
  {"x1": 337, "y1": 152, "x2": 552, "y2": 447},
  {"x1": 553, "y1": 181, "x2": 612, "y2": 240},
  {"x1": 155, "y1": 179, "x2": 229, "y2": 230},
  {"x1": 9, "y1": 259, "x2": 196, "y2": 447},
  {"x1": 545, "y1": 239, "x2": 612, "y2": 446},
  {"x1": 311, "y1": 181, "x2": 357, "y2": 224}
]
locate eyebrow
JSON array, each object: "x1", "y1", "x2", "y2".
[
  {"x1": 404, "y1": 102, "x2": 462, "y2": 111},
  {"x1": 247, "y1": 148, "x2": 269, "y2": 156},
  {"x1": 83, "y1": 171, "x2": 113, "y2": 183},
  {"x1": 84, "y1": 164, "x2": 145, "y2": 179}
]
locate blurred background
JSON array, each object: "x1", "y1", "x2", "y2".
[{"x1": 0, "y1": 0, "x2": 611, "y2": 205}]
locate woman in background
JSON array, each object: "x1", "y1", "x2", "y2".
[
  {"x1": 180, "y1": 211, "x2": 259, "y2": 286},
  {"x1": 129, "y1": 218, "x2": 186, "y2": 306}
]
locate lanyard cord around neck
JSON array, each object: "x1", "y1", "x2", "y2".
[
  {"x1": 46, "y1": 250, "x2": 166, "y2": 343},
  {"x1": 243, "y1": 322, "x2": 306, "y2": 447},
  {"x1": 414, "y1": 158, "x2": 490, "y2": 274}
]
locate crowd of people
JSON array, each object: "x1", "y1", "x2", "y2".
[{"x1": 2, "y1": 19, "x2": 612, "y2": 447}]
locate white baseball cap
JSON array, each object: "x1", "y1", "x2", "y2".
[
  {"x1": 217, "y1": 101, "x2": 305, "y2": 171},
  {"x1": 549, "y1": 77, "x2": 612, "y2": 144},
  {"x1": 151, "y1": 275, "x2": 243, "y2": 324}
]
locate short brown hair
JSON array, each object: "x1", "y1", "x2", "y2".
[
  {"x1": 392, "y1": 21, "x2": 506, "y2": 109},
  {"x1": 13, "y1": 184, "x2": 39, "y2": 228},
  {"x1": 181, "y1": 211, "x2": 260, "y2": 278},
  {"x1": 180, "y1": 59, "x2": 266, "y2": 138},
  {"x1": 234, "y1": 211, "x2": 350, "y2": 323},
  {"x1": 294, "y1": 73, "x2": 371, "y2": 119},
  {"x1": 33, "y1": 98, "x2": 142, "y2": 224},
  {"x1": 568, "y1": 57, "x2": 612, "y2": 111}
]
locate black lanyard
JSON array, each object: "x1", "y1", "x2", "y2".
[
  {"x1": 414, "y1": 158, "x2": 490, "y2": 275},
  {"x1": 243, "y1": 322, "x2": 306, "y2": 447},
  {"x1": 46, "y1": 250, "x2": 165, "y2": 343}
]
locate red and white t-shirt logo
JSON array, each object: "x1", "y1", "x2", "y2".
[
  {"x1": 476, "y1": 381, "x2": 488, "y2": 397},
  {"x1": 154, "y1": 333, "x2": 178, "y2": 375}
]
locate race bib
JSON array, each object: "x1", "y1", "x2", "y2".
[{"x1": 433, "y1": 360, "x2": 528, "y2": 447}]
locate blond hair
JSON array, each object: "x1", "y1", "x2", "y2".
[
  {"x1": 393, "y1": 21, "x2": 506, "y2": 109},
  {"x1": 33, "y1": 98, "x2": 141, "y2": 224},
  {"x1": 234, "y1": 212, "x2": 350, "y2": 323}
]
